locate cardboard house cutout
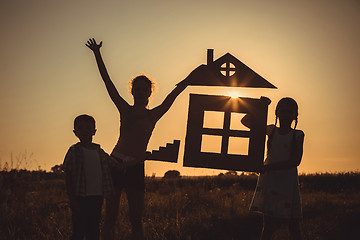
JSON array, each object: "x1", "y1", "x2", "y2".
[
  {"x1": 146, "y1": 49, "x2": 276, "y2": 172},
  {"x1": 182, "y1": 49, "x2": 276, "y2": 172}
]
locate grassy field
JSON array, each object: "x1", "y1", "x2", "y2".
[{"x1": 0, "y1": 170, "x2": 359, "y2": 240}]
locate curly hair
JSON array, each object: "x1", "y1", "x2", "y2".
[{"x1": 129, "y1": 75, "x2": 155, "y2": 94}]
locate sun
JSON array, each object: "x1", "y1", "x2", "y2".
[{"x1": 227, "y1": 90, "x2": 241, "y2": 98}]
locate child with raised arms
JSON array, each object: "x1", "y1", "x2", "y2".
[{"x1": 86, "y1": 38, "x2": 190, "y2": 240}]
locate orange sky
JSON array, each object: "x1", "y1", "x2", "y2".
[{"x1": 1, "y1": 0, "x2": 359, "y2": 176}]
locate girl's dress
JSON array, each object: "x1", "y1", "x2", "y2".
[{"x1": 250, "y1": 127, "x2": 304, "y2": 219}]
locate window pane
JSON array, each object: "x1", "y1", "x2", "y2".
[
  {"x1": 201, "y1": 135, "x2": 222, "y2": 153},
  {"x1": 228, "y1": 137, "x2": 249, "y2": 155},
  {"x1": 230, "y1": 112, "x2": 248, "y2": 131},
  {"x1": 203, "y1": 111, "x2": 224, "y2": 129}
]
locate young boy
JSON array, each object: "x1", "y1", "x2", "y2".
[{"x1": 63, "y1": 114, "x2": 122, "y2": 240}]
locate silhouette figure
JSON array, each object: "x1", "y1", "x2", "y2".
[
  {"x1": 63, "y1": 114, "x2": 122, "y2": 240},
  {"x1": 242, "y1": 97, "x2": 305, "y2": 240},
  {"x1": 86, "y1": 38, "x2": 189, "y2": 240}
]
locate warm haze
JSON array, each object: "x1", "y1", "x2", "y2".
[{"x1": 1, "y1": 0, "x2": 359, "y2": 176}]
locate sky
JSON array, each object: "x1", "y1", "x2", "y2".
[{"x1": 1, "y1": 0, "x2": 359, "y2": 176}]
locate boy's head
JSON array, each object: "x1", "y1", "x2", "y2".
[{"x1": 73, "y1": 114, "x2": 96, "y2": 143}]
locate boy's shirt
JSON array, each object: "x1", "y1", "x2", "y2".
[
  {"x1": 63, "y1": 142, "x2": 116, "y2": 197},
  {"x1": 83, "y1": 147, "x2": 103, "y2": 196}
]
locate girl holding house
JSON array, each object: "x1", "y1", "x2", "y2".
[
  {"x1": 242, "y1": 97, "x2": 305, "y2": 240},
  {"x1": 86, "y1": 38, "x2": 189, "y2": 240}
]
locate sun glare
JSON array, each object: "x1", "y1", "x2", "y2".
[{"x1": 227, "y1": 90, "x2": 241, "y2": 98}]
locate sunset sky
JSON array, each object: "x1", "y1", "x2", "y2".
[{"x1": 1, "y1": 0, "x2": 359, "y2": 176}]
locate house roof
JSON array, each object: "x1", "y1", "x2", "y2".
[{"x1": 179, "y1": 50, "x2": 276, "y2": 89}]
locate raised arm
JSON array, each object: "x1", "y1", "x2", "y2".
[
  {"x1": 151, "y1": 79, "x2": 188, "y2": 121},
  {"x1": 86, "y1": 38, "x2": 129, "y2": 112}
]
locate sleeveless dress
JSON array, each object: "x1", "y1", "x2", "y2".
[{"x1": 250, "y1": 128, "x2": 304, "y2": 219}]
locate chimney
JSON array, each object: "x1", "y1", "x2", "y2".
[{"x1": 207, "y1": 49, "x2": 214, "y2": 65}]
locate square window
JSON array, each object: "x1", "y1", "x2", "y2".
[
  {"x1": 201, "y1": 135, "x2": 222, "y2": 153},
  {"x1": 230, "y1": 112, "x2": 248, "y2": 131},
  {"x1": 203, "y1": 111, "x2": 224, "y2": 129},
  {"x1": 228, "y1": 137, "x2": 249, "y2": 155}
]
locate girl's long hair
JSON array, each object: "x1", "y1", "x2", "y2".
[{"x1": 267, "y1": 97, "x2": 299, "y2": 155}]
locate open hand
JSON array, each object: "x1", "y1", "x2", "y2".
[{"x1": 86, "y1": 38, "x2": 102, "y2": 52}]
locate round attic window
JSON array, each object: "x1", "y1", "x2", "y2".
[{"x1": 220, "y1": 62, "x2": 236, "y2": 77}]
